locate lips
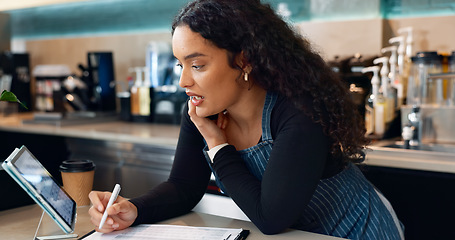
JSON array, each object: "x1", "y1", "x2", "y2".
[{"x1": 189, "y1": 95, "x2": 204, "y2": 106}]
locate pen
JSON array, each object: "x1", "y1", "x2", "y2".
[{"x1": 99, "y1": 184, "x2": 121, "y2": 229}]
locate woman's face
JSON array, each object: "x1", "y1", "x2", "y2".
[{"x1": 173, "y1": 25, "x2": 245, "y2": 117}]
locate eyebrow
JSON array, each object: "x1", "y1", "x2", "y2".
[{"x1": 184, "y1": 52, "x2": 206, "y2": 60}]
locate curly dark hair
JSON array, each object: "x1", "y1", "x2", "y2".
[{"x1": 172, "y1": 0, "x2": 369, "y2": 163}]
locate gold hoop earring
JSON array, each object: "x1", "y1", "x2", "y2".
[{"x1": 244, "y1": 72, "x2": 248, "y2": 82}]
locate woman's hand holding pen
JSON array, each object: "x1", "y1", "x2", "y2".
[
  {"x1": 187, "y1": 100, "x2": 229, "y2": 149},
  {"x1": 88, "y1": 191, "x2": 138, "y2": 233}
]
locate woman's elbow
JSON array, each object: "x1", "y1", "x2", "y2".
[{"x1": 255, "y1": 222, "x2": 288, "y2": 235}]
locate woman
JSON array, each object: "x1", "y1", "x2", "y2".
[{"x1": 89, "y1": 0, "x2": 404, "y2": 239}]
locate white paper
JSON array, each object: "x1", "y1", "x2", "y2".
[{"x1": 83, "y1": 224, "x2": 244, "y2": 240}]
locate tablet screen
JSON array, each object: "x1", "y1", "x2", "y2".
[{"x1": 12, "y1": 149, "x2": 76, "y2": 229}]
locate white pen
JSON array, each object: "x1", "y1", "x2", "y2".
[{"x1": 99, "y1": 184, "x2": 121, "y2": 229}]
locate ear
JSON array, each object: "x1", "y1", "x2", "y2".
[{"x1": 235, "y1": 51, "x2": 252, "y2": 73}]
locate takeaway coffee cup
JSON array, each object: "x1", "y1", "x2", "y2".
[{"x1": 59, "y1": 160, "x2": 96, "y2": 206}]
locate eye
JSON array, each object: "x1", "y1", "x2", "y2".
[
  {"x1": 192, "y1": 65, "x2": 204, "y2": 70},
  {"x1": 176, "y1": 63, "x2": 183, "y2": 69}
]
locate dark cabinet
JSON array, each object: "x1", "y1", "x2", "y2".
[
  {"x1": 362, "y1": 165, "x2": 455, "y2": 240},
  {"x1": 66, "y1": 138, "x2": 175, "y2": 198}
]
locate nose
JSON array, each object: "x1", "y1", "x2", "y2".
[{"x1": 178, "y1": 68, "x2": 193, "y2": 89}]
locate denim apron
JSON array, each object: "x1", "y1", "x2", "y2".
[{"x1": 204, "y1": 92, "x2": 404, "y2": 239}]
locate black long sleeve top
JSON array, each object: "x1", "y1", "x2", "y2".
[{"x1": 129, "y1": 94, "x2": 343, "y2": 234}]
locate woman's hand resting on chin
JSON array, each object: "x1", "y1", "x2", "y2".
[{"x1": 187, "y1": 100, "x2": 229, "y2": 149}]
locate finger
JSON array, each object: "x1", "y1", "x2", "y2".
[
  {"x1": 99, "y1": 197, "x2": 126, "y2": 227},
  {"x1": 187, "y1": 100, "x2": 209, "y2": 127},
  {"x1": 89, "y1": 191, "x2": 108, "y2": 212},
  {"x1": 187, "y1": 100, "x2": 200, "y2": 124},
  {"x1": 88, "y1": 192, "x2": 120, "y2": 230},
  {"x1": 89, "y1": 206, "x2": 114, "y2": 232},
  {"x1": 104, "y1": 200, "x2": 137, "y2": 231},
  {"x1": 106, "y1": 197, "x2": 125, "y2": 216},
  {"x1": 216, "y1": 111, "x2": 228, "y2": 129},
  {"x1": 220, "y1": 111, "x2": 228, "y2": 129},
  {"x1": 216, "y1": 112, "x2": 224, "y2": 128},
  {"x1": 95, "y1": 223, "x2": 116, "y2": 233},
  {"x1": 88, "y1": 204, "x2": 104, "y2": 218},
  {"x1": 93, "y1": 213, "x2": 116, "y2": 232},
  {"x1": 109, "y1": 198, "x2": 138, "y2": 222},
  {"x1": 88, "y1": 205, "x2": 103, "y2": 224},
  {"x1": 187, "y1": 100, "x2": 196, "y2": 117}
]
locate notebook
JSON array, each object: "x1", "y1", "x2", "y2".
[{"x1": 80, "y1": 224, "x2": 249, "y2": 240}]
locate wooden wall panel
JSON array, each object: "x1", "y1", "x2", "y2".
[
  {"x1": 25, "y1": 32, "x2": 172, "y2": 90},
  {"x1": 20, "y1": 15, "x2": 455, "y2": 95}
]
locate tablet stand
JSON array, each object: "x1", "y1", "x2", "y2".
[{"x1": 33, "y1": 210, "x2": 78, "y2": 240}]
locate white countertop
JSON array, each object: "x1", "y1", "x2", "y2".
[
  {"x1": 366, "y1": 141, "x2": 455, "y2": 174},
  {"x1": 0, "y1": 199, "x2": 344, "y2": 240},
  {"x1": 0, "y1": 113, "x2": 180, "y2": 147}
]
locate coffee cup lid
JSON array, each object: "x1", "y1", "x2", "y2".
[{"x1": 59, "y1": 160, "x2": 96, "y2": 172}]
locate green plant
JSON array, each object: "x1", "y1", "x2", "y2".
[{"x1": 0, "y1": 90, "x2": 28, "y2": 109}]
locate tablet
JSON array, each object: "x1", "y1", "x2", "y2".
[{"x1": 1, "y1": 146, "x2": 77, "y2": 234}]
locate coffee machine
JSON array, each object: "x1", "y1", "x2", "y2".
[
  {"x1": 78, "y1": 52, "x2": 116, "y2": 113},
  {"x1": 328, "y1": 53, "x2": 377, "y2": 118},
  {"x1": 32, "y1": 52, "x2": 116, "y2": 115},
  {"x1": 146, "y1": 42, "x2": 187, "y2": 124}
]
